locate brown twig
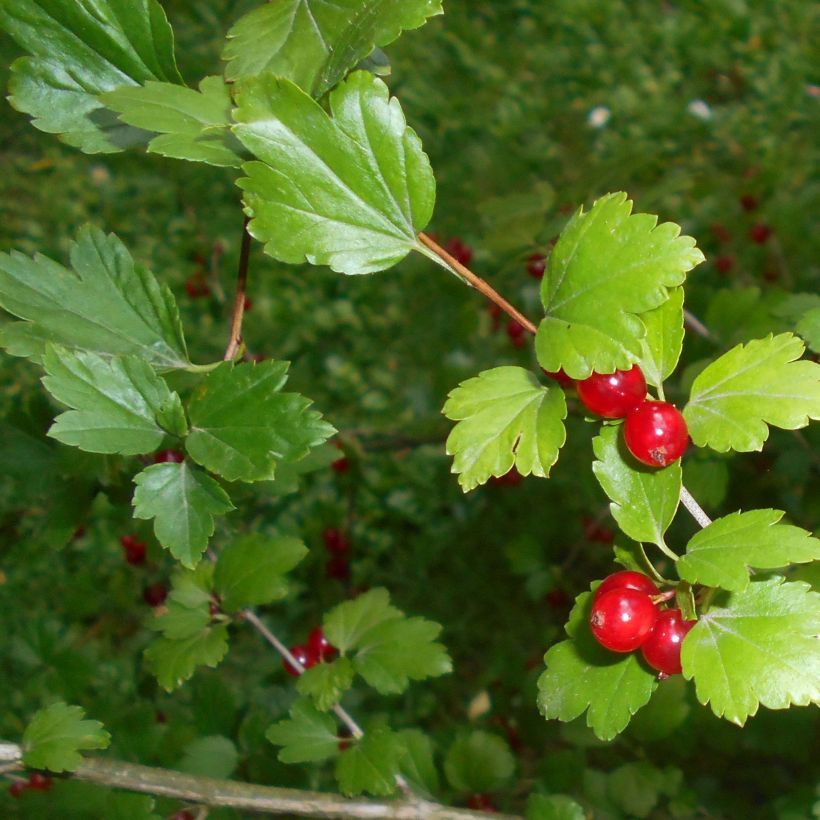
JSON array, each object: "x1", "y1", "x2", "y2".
[{"x1": 224, "y1": 217, "x2": 252, "y2": 361}]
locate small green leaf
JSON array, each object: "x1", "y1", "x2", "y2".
[
  {"x1": 443, "y1": 367, "x2": 567, "y2": 491},
  {"x1": 233, "y1": 71, "x2": 435, "y2": 275},
  {"x1": 592, "y1": 425, "x2": 681, "y2": 550},
  {"x1": 0, "y1": 0, "x2": 182, "y2": 152},
  {"x1": 186, "y1": 360, "x2": 335, "y2": 482},
  {"x1": 537, "y1": 592, "x2": 659, "y2": 740},
  {"x1": 607, "y1": 762, "x2": 681, "y2": 818},
  {"x1": 179, "y1": 736, "x2": 238, "y2": 779},
  {"x1": 144, "y1": 625, "x2": 229, "y2": 692},
  {"x1": 796, "y1": 307, "x2": 820, "y2": 353},
  {"x1": 149, "y1": 595, "x2": 209, "y2": 641},
  {"x1": 296, "y1": 658, "x2": 355, "y2": 711},
  {"x1": 101, "y1": 77, "x2": 243, "y2": 168},
  {"x1": 444, "y1": 730, "x2": 515, "y2": 793},
  {"x1": 335, "y1": 727, "x2": 404, "y2": 796},
  {"x1": 0, "y1": 226, "x2": 188, "y2": 367},
  {"x1": 22, "y1": 703, "x2": 110, "y2": 773},
  {"x1": 223, "y1": 0, "x2": 442, "y2": 98},
  {"x1": 527, "y1": 794, "x2": 586, "y2": 820},
  {"x1": 684, "y1": 333, "x2": 820, "y2": 452},
  {"x1": 323, "y1": 588, "x2": 402, "y2": 653},
  {"x1": 677, "y1": 509, "x2": 820, "y2": 591},
  {"x1": 638, "y1": 287, "x2": 685, "y2": 391},
  {"x1": 214, "y1": 534, "x2": 307, "y2": 613},
  {"x1": 396, "y1": 729, "x2": 440, "y2": 798},
  {"x1": 133, "y1": 463, "x2": 234, "y2": 568},
  {"x1": 536, "y1": 192, "x2": 704, "y2": 379},
  {"x1": 266, "y1": 699, "x2": 340, "y2": 764},
  {"x1": 42, "y1": 346, "x2": 182, "y2": 455},
  {"x1": 682, "y1": 577, "x2": 820, "y2": 725}
]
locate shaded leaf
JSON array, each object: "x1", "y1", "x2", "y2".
[
  {"x1": 296, "y1": 657, "x2": 355, "y2": 711},
  {"x1": 638, "y1": 287, "x2": 685, "y2": 391},
  {"x1": 444, "y1": 730, "x2": 515, "y2": 793},
  {"x1": 144, "y1": 624, "x2": 229, "y2": 691},
  {"x1": 179, "y1": 735, "x2": 238, "y2": 779},
  {"x1": 266, "y1": 699, "x2": 340, "y2": 764},
  {"x1": 335, "y1": 727, "x2": 403, "y2": 796},
  {"x1": 397, "y1": 729, "x2": 440, "y2": 798}
]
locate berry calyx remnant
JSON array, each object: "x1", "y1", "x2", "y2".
[
  {"x1": 624, "y1": 401, "x2": 689, "y2": 467},
  {"x1": 593, "y1": 571, "x2": 659, "y2": 603},
  {"x1": 640, "y1": 608, "x2": 696, "y2": 675},
  {"x1": 576, "y1": 365, "x2": 647, "y2": 419},
  {"x1": 590, "y1": 588, "x2": 658, "y2": 652}
]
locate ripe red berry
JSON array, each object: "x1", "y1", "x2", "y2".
[
  {"x1": 581, "y1": 515, "x2": 614, "y2": 544},
  {"x1": 715, "y1": 255, "x2": 734, "y2": 274},
  {"x1": 8, "y1": 781, "x2": 26, "y2": 798},
  {"x1": 170, "y1": 812, "x2": 195, "y2": 820},
  {"x1": 27, "y1": 772, "x2": 52, "y2": 791},
  {"x1": 331, "y1": 456, "x2": 350, "y2": 474},
  {"x1": 739, "y1": 193, "x2": 759, "y2": 212},
  {"x1": 153, "y1": 449, "x2": 184, "y2": 464},
  {"x1": 545, "y1": 588, "x2": 570, "y2": 611},
  {"x1": 466, "y1": 794, "x2": 498, "y2": 813},
  {"x1": 143, "y1": 583, "x2": 168, "y2": 607},
  {"x1": 526, "y1": 253, "x2": 546, "y2": 279},
  {"x1": 593, "y1": 571, "x2": 659, "y2": 602},
  {"x1": 120, "y1": 534, "x2": 136, "y2": 549},
  {"x1": 325, "y1": 555, "x2": 351, "y2": 581},
  {"x1": 640, "y1": 608, "x2": 696, "y2": 675},
  {"x1": 283, "y1": 644, "x2": 319, "y2": 677},
  {"x1": 445, "y1": 237, "x2": 473, "y2": 267},
  {"x1": 541, "y1": 367, "x2": 574, "y2": 387},
  {"x1": 184, "y1": 276, "x2": 210, "y2": 299},
  {"x1": 307, "y1": 627, "x2": 338, "y2": 662},
  {"x1": 576, "y1": 365, "x2": 647, "y2": 419},
  {"x1": 322, "y1": 528, "x2": 350, "y2": 555},
  {"x1": 490, "y1": 468, "x2": 522, "y2": 487},
  {"x1": 506, "y1": 319, "x2": 525, "y2": 339},
  {"x1": 590, "y1": 588, "x2": 658, "y2": 652},
  {"x1": 748, "y1": 223, "x2": 772, "y2": 244},
  {"x1": 123, "y1": 540, "x2": 147, "y2": 565},
  {"x1": 624, "y1": 402, "x2": 688, "y2": 467}
]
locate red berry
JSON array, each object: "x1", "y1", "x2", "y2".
[
  {"x1": 466, "y1": 794, "x2": 498, "y2": 813},
  {"x1": 124, "y1": 541, "x2": 147, "y2": 565},
  {"x1": 593, "y1": 571, "x2": 659, "y2": 603},
  {"x1": 541, "y1": 367, "x2": 574, "y2": 387},
  {"x1": 581, "y1": 515, "x2": 614, "y2": 544},
  {"x1": 445, "y1": 237, "x2": 473, "y2": 267},
  {"x1": 120, "y1": 535, "x2": 136, "y2": 549},
  {"x1": 576, "y1": 365, "x2": 647, "y2": 419},
  {"x1": 748, "y1": 223, "x2": 772, "y2": 244},
  {"x1": 283, "y1": 644, "x2": 319, "y2": 677},
  {"x1": 8, "y1": 781, "x2": 26, "y2": 798},
  {"x1": 526, "y1": 253, "x2": 546, "y2": 279},
  {"x1": 307, "y1": 627, "x2": 338, "y2": 662},
  {"x1": 715, "y1": 255, "x2": 734, "y2": 274},
  {"x1": 545, "y1": 588, "x2": 570, "y2": 611},
  {"x1": 184, "y1": 276, "x2": 210, "y2": 299},
  {"x1": 490, "y1": 468, "x2": 522, "y2": 487},
  {"x1": 590, "y1": 588, "x2": 658, "y2": 652},
  {"x1": 170, "y1": 812, "x2": 195, "y2": 820},
  {"x1": 739, "y1": 194, "x2": 759, "y2": 212},
  {"x1": 331, "y1": 457, "x2": 349, "y2": 474},
  {"x1": 506, "y1": 319, "x2": 525, "y2": 339},
  {"x1": 624, "y1": 402, "x2": 688, "y2": 467},
  {"x1": 243, "y1": 296, "x2": 253, "y2": 311},
  {"x1": 27, "y1": 772, "x2": 52, "y2": 791},
  {"x1": 143, "y1": 583, "x2": 168, "y2": 607},
  {"x1": 325, "y1": 555, "x2": 351, "y2": 581},
  {"x1": 710, "y1": 223, "x2": 731, "y2": 243},
  {"x1": 322, "y1": 528, "x2": 350, "y2": 555},
  {"x1": 153, "y1": 449, "x2": 184, "y2": 464},
  {"x1": 640, "y1": 608, "x2": 696, "y2": 675}
]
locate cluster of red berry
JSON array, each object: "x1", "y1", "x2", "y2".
[
  {"x1": 120, "y1": 534, "x2": 147, "y2": 566},
  {"x1": 8, "y1": 772, "x2": 52, "y2": 798},
  {"x1": 323, "y1": 527, "x2": 350, "y2": 581},
  {"x1": 283, "y1": 627, "x2": 338, "y2": 676},
  {"x1": 711, "y1": 192, "x2": 774, "y2": 279},
  {"x1": 589, "y1": 571, "x2": 695, "y2": 675}
]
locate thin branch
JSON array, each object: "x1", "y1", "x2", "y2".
[
  {"x1": 679, "y1": 486, "x2": 712, "y2": 528},
  {"x1": 0, "y1": 740, "x2": 520, "y2": 820},
  {"x1": 417, "y1": 232, "x2": 537, "y2": 334},
  {"x1": 224, "y1": 216, "x2": 253, "y2": 361},
  {"x1": 683, "y1": 308, "x2": 713, "y2": 341}
]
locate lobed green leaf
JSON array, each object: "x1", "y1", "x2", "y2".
[{"x1": 266, "y1": 699, "x2": 340, "y2": 764}]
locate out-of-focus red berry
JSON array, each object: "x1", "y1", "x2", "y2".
[
  {"x1": 153, "y1": 449, "x2": 184, "y2": 464},
  {"x1": 710, "y1": 223, "x2": 732, "y2": 243},
  {"x1": 445, "y1": 237, "x2": 473, "y2": 267},
  {"x1": 526, "y1": 253, "x2": 546, "y2": 279},
  {"x1": 715, "y1": 255, "x2": 734, "y2": 274},
  {"x1": 325, "y1": 556, "x2": 351, "y2": 581},
  {"x1": 740, "y1": 194, "x2": 759, "y2": 212},
  {"x1": 143, "y1": 583, "x2": 168, "y2": 607},
  {"x1": 749, "y1": 223, "x2": 772, "y2": 244}
]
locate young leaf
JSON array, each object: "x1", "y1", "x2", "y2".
[
  {"x1": 442, "y1": 367, "x2": 567, "y2": 491},
  {"x1": 444, "y1": 730, "x2": 515, "y2": 793},
  {"x1": 22, "y1": 703, "x2": 110, "y2": 773},
  {"x1": 233, "y1": 71, "x2": 435, "y2": 275},
  {"x1": 682, "y1": 577, "x2": 820, "y2": 725},
  {"x1": 185, "y1": 361, "x2": 335, "y2": 482},
  {"x1": 42, "y1": 347, "x2": 184, "y2": 455},
  {"x1": 323, "y1": 588, "x2": 403, "y2": 653},
  {"x1": 684, "y1": 333, "x2": 820, "y2": 452},
  {"x1": 335, "y1": 727, "x2": 404, "y2": 796},
  {"x1": 591, "y1": 425, "x2": 681, "y2": 550},
  {"x1": 179, "y1": 736, "x2": 238, "y2": 779},
  {"x1": 296, "y1": 657, "x2": 356, "y2": 711},
  {"x1": 132, "y1": 462, "x2": 234, "y2": 568},
  {"x1": 537, "y1": 592, "x2": 659, "y2": 741},
  {"x1": 144, "y1": 625, "x2": 229, "y2": 692},
  {"x1": 535, "y1": 193, "x2": 704, "y2": 379},
  {"x1": 214, "y1": 534, "x2": 308, "y2": 612},
  {"x1": 396, "y1": 729, "x2": 440, "y2": 798},
  {"x1": 637, "y1": 287, "x2": 685, "y2": 391},
  {"x1": 223, "y1": 0, "x2": 442, "y2": 98},
  {"x1": 101, "y1": 77, "x2": 242, "y2": 168},
  {"x1": 0, "y1": 226, "x2": 189, "y2": 368},
  {"x1": 266, "y1": 698, "x2": 340, "y2": 764},
  {"x1": 0, "y1": 0, "x2": 183, "y2": 153}
]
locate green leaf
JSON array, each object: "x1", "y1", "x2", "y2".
[
  {"x1": 101, "y1": 77, "x2": 243, "y2": 167},
  {"x1": 214, "y1": 534, "x2": 308, "y2": 612},
  {"x1": 444, "y1": 730, "x2": 515, "y2": 793},
  {"x1": 323, "y1": 588, "x2": 402, "y2": 653},
  {"x1": 684, "y1": 333, "x2": 820, "y2": 452},
  {"x1": 638, "y1": 287, "x2": 685, "y2": 391},
  {"x1": 796, "y1": 307, "x2": 820, "y2": 353},
  {"x1": 186, "y1": 360, "x2": 335, "y2": 482},
  {"x1": 537, "y1": 592, "x2": 659, "y2": 741},
  {"x1": 0, "y1": 0, "x2": 183, "y2": 153},
  {"x1": 149, "y1": 594, "x2": 209, "y2": 641},
  {"x1": 527, "y1": 794, "x2": 586, "y2": 820},
  {"x1": 682, "y1": 577, "x2": 820, "y2": 725},
  {"x1": 335, "y1": 727, "x2": 404, "y2": 796},
  {"x1": 296, "y1": 657, "x2": 355, "y2": 711},
  {"x1": 0, "y1": 226, "x2": 189, "y2": 368},
  {"x1": 442, "y1": 367, "x2": 567, "y2": 491},
  {"x1": 41, "y1": 346, "x2": 183, "y2": 455},
  {"x1": 22, "y1": 702, "x2": 110, "y2": 773},
  {"x1": 223, "y1": 0, "x2": 442, "y2": 98},
  {"x1": 478, "y1": 183, "x2": 555, "y2": 254},
  {"x1": 144, "y1": 624, "x2": 229, "y2": 692},
  {"x1": 396, "y1": 729, "x2": 440, "y2": 798},
  {"x1": 677, "y1": 510, "x2": 820, "y2": 592},
  {"x1": 266, "y1": 699, "x2": 340, "y2": 764},
  {"x1": 607, "y1": 762, "x2": 681, "y2": 818},
  {"x1": 591, "y1": 425, "x2": 681, "y2": 550},
  {"x1": 233, "y1": 71, "x2": 435, "y2": 275},
  {"x1": 536, "y1": 192, "x2": 704, "y2": 379},
  {"x1": 179, "y1": 735, "x2": 238, "y2": 779},
  {"x1": 132, "y1": 462, "x2": 234, "y2": 568}
]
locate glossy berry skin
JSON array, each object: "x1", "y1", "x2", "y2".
[
  {"x1": 624, "y1": 401, "x2": 689, "y2": 467},
  {"x1": 283, "y1": 644, "x2": 319, "y2": 677},
  {"x1": 8, "y1": 781, "x2": 26, "y2": 798},
  {"x1": 153, "y1": 449, "x2": 184, "y2": 464},
  {"x1": 590, "y1": 588, "x2": 658, "y2": 652},
  {"x1": 143, "y1": 583, "x2": 168, "y2": 607},
  {"x1": 525, "y1": 253, "x2": 546, "y2": 279},
  {"x1": 576, "y1": 365, "x2": 647, "y2": 419},
  {"x1": 641, "y1": 608, "x2": 696, "y2": 675},
  {"x1": 307, "y1": 627, "x2": 338, "y2": 662},
  {"x1": 593, "y1": 571, "x2": 659, "y2": 602},
  {"x1": 322, "y1": 528, "x2": 350, "y2": 555},
  {"x1": 27, "y1": 773, "x2": 52, "y2": 791}
]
